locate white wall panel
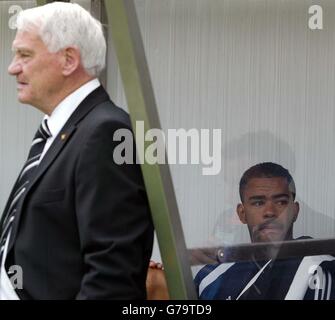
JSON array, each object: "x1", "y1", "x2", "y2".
[{"x1": 107, "y1": 0, "x2": 335, "y2": 251}]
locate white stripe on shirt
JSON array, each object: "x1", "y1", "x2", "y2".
[{"x1": 198, "y1": 262, "x2": 236, "y2": 296}]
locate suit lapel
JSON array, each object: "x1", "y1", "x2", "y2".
[{"x1": 7, "y1": 86, "x2": 110, "y2": 253}]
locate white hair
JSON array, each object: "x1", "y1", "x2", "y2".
[{"x1": 16, "y1": 2, "x2": 106, "y2": 77}]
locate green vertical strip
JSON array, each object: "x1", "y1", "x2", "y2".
[
  {"x1": 36, "y1": 0, "x2": 69, "y2": 6},
  {"x1": 104, "y1": 0, "x2": 197, "y2": 299},
  {"x1": 35, "y1": 0, "x2": 47, "y2": 6}
]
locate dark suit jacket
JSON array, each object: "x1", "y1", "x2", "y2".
[{"x1": 2, "y1": 86, "x2": 154, "y2": 299}]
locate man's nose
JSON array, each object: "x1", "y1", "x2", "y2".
[
  {"x1": 8, "y1": 58, "x2": 21, "y2": 75},
  {"x1": 263, "y1": 201, "x2": 278, "y2": 218}
]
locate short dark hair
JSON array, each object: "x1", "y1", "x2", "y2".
[{"x1": 239, "y1": 162, "x2": 296, "y2": 202}]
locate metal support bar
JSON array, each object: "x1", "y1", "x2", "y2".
[
  {"x1": 91, "y1": 0, "x2": 107, "y2": 88},
  {"x1": 35, "y1": 0, "x2": 48, "y2": 6},
  {"x1": 104, "y1": 0, "x2": 197, "y2": 299},
  {"x1": 36, "y1": 0, "x2": 68, "y2": 6},
  {"x1": 189, "y1": 238, "x2": 335, "y2": 265}
]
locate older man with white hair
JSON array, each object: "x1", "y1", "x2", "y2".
[{"x1": 0, "y1": 2, "x2": 153, "y2": 299}]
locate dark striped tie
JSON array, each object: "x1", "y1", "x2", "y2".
[{"x1": 0, "y1": 119, "x2": 52, "y2": 264}]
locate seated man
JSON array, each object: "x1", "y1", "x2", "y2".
[{"x1": 194, "y1": 162, "x2": 335, "y2": 300}]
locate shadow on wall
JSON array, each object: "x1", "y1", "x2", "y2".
[{"x1": 209, "y1": 130, "x2": 335, "y2": 246}]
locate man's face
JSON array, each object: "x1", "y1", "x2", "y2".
[
  {"x1": 237, "y1": 177, "x2": 299, "y2": 243},
  {"x1": 8, "y1": 30, "x2": 64, "y2": 112}
]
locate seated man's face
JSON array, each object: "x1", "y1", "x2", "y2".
[{"x1": 237, "y1": 177, "x2": 299, "y2": 243}]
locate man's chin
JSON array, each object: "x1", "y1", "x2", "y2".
[
  {"x1": 17, "y1": 95, "x2": 30, "y2": 104},
  {"x1": 253, "y1": 231, "x2": 285, "y2": 243}
]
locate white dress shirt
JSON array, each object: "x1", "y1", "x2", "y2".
[{"x1": 0, "y1": 78, "x2": 101, "y2": 300}]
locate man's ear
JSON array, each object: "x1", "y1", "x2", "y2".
[
  {"x1": 237, "y1": 203, "x2": 247, "y2": 224},
  {"x1": 61, "y1": 47, "x2": 80, "y2": 76},
  {"x1": 292, "y1": 201, "x2": 300, "y2": 222}
]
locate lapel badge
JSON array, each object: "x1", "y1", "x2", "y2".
[{"x1": 61, "y1": 133, "x2": 67, "y2": 141}]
